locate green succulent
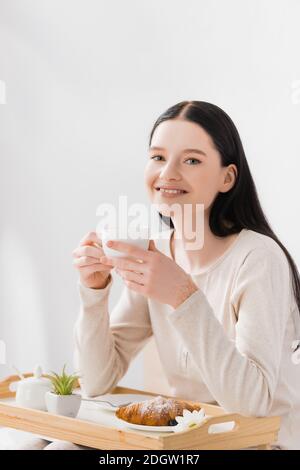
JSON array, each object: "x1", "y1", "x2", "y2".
[{"x1": 48, "y1": 364, "x2": 80, "y2": 395}]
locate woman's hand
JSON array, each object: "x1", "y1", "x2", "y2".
[
  {"x1": 100, "y1": 239, "x2": 199, "y2": 309},
  {"x1": 72, "y1": 231, "x2": 114, "y2": 289}
]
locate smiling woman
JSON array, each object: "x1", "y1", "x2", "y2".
[
  {"x1": 145, "y1": 101, "x2": 299, "y2": 304},
  {"x1": 73, "y1": 100, "x2": 300, "y2": 450}
]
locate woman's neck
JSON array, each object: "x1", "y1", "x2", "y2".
[{"x1": 170, "y1": 214, "x2": 239, "y2": 272}]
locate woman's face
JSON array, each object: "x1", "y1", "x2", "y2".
[{"x1": 144, "y1": 119, "x2": 236, "y2": 219}]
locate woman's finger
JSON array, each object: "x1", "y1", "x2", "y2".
[
  {"x1": 72, "y1": 245, "x2": 103, "y2": 259},
  {"x1": 100, "y1": 256, "x2": 146, "y2": 274},
  {"x1": 116, "y1": 269, "x2": 145, "y2": 286},
  {"x1": 79, "y1": 231, "x2": 102, "y2": 247},
  {"x1": 75, "y1": 262, "x2": 113, "y2": 273},
  {"x1": 73, "y1": 256, "x2": 114, "y2": 268}
]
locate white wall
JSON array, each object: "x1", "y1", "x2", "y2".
[{"x1": 0, "y1": 0, "x2": 299, "y2": 389}]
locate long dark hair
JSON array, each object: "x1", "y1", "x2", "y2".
[{"x1": 148, "y1": 100, "x2": 300, "y2": 322}]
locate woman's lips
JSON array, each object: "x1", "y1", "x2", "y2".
[{"x1": 155, "y1": 188, "x2": 188, "y2": 198}]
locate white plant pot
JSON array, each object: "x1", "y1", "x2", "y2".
[{"x1": 45, "y1": 391, "x2": 81, "y2": 418}]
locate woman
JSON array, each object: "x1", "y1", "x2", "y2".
[{"x1": 72, "y1": 101, "x2": 300, "y2": 450}]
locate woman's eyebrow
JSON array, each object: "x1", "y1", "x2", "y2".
[{"x1": 149, "y1": 146, "x2": 207, "y2": 157}]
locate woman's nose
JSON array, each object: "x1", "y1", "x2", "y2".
[{"x1": 159, "y1": 162, "x2": 181, "y2": 179}]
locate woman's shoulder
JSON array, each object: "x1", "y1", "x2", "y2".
[
  {"x1": 240, "y1": 229, "x2": 289, "y2": 263},
  {"x1": 232, "y1": 229, "x2": 298, "y2": 313}
]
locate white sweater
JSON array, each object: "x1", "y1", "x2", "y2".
[{"x1": 73, "y1": 228, "x2": 300, "y2": 449}]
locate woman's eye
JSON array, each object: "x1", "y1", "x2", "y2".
[
  {"x1": 150, "y1": 155, "x2": 163, "y2": 161},
  {"x1": 150, "y1": 155, "x2": 201, "y2": 165},
  {"x1": 185, "y1": 158, "x2": 201, "y2": 165}
]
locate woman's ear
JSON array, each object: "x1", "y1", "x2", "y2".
[{"x1": 219, "y1": 164, "x2": 237, "y2": 193}]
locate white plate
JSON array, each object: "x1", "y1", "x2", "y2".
[
  {"x1": 116, "y1": 416, "x2": 235, "y2": 434},
  {"x1": 78, "y1": 393, "x2": 156, "y2": 412},
  {"x1": 115, "y1": 416, "x2": 176, "y2": 432}
]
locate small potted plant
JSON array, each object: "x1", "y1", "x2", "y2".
[{"x1": 45, "y1": 364, "x2": 81, "y2": 418}]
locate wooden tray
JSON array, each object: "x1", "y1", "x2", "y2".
[{"x1": 0, "y1": 373, "x2": 280, "y2": 450}]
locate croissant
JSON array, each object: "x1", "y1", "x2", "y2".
[{"x1": 116, "y1": 395, "x2": 201, "y2": 426}]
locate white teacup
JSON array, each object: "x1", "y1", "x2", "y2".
[{"x1": 98, "y1": 226, "x2": 150, "y2": 259}]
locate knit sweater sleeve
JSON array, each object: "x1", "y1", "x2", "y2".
[
  {"x1": 73, "y1": 275, "x2": 153, "y2": 397},
  {"x1": 167, "y1": 247, "x2": 292, "y2": 416}
]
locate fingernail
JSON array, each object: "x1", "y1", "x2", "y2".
[{"x1": 107, "y1": 240, "x2": 113, "y2": 247}]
